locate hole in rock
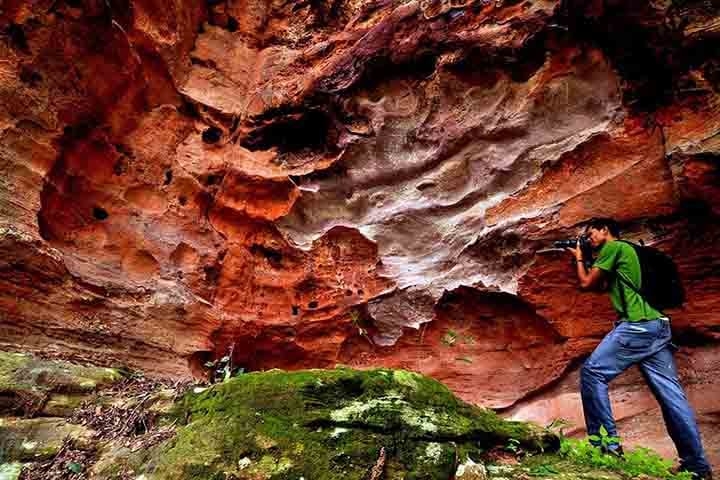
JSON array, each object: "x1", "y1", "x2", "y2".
[
  {"x1": 63, "y1": 121, "x2": 96, "y2": 141},
  {"x1": 6, "y1": 24, "x2": 29, "y2": 53},
  {"x1": 416, "y1": 180, "x2": 436, "y2": 191},
  {"x1": 250, "y1": 244, "x2": 283, "y2": 265},
  {"x1": 163, "y1": 169, "x2": 173, "y2": 185},
  {"x1": 179, "y1": 99, "x2": 200, "y2": 118},
  {"x1": 226, "y1": 16, "x2": 239, "y2": 32},
  {"x1": 291, "y1": 305, "x2": 300, "y2": 315},
  {"x1": 202, "y1": 126, "x2": 222, "y2": 144},
  {"x1": 19, "y1": 66, "x2": 42, "y2": 86},
  {"x1": 354, "y1": 52, "x2": 438, "y2": 95},
  {"x1": 357, "y1": 289, "x2": 364, "y2": 295},
  {"x1": 308, "y1": 300, "x2": 319, "y2": 309},
  {"x1": 241, "y1": 110, "x2": 332, "y2": 153},
  {"x1": 178, "y1": 196, "x2": 187, "y2": 206},
  {"x1": 204, "y1": 174, "x2": 222, "y2": 186},
  {"x1": 204, "y1": 265, "x2": 220, "y2": 284},
  {"x1": 188, "y1": 351, "x2": 213, "y2": 377},
  {"x1": 558, "y1": 1, "x2": 679, "y2": 111},
  {"x1": 113, "y1": 158, "x2": 128, "y2": 176},
  {"x1": 92, "y1": 206, "x2": 109, "y2": 220},
  {"x1": 345, "y1": 289, "x2": 353, "y2": 296}
]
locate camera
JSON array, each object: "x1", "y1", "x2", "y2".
[
  {"x1": 553, "y1": 235, "x2": 594, "y2": 266},
  {"x1": 553, "y1": 235, "x2": 591, "y2": 250}
]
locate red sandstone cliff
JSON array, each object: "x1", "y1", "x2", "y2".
[{"x1": 1, "y1": 0, "x2": 719, "y2": 467}]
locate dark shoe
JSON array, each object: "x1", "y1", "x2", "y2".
[
  {"x1": 692, "y1": 471, "x2": 713, "y2": 480},
  {"x1": 671, "y1": 466, "x2": 713, "y2": 480},
  {"x1": 600, "y1": 444, "x2": 625, "y2": 459}
]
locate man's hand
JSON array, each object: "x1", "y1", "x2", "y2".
[
  {"x1": 566, "y1": 239, "x2": 583, "y2": 262},
  {"x1": 568, "y1": 239, "x2": 604, "y2": 289}
]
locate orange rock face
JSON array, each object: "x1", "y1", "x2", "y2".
[{"x1": 1, "y1": 0, "x2": 719, "y2": 469}]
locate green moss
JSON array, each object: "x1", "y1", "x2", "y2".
[
  {"x1": 486, "y1": 453, "x2": 629, "y2": 479},
  {"x1": 135, "y1": 368, "x2": 558, "y2": 480},
  {"x1": 391, "y1": 441, "x2": 456, "y2": 480},
  {"x1": 0, "y1": 353, "x2": 36, "y2": 392},
  {"x1": 0, "y1": 351, "x2": 123, "y2": 396},
  {"x1": 0, "y1": 418, "x2": 93, "y2": 462},
  {"x1": 483, "y1": 444, "x2": 694, "y2": 480},
  {"x1": 0, "y1": 462, "x2": 22, "y2": 480}
]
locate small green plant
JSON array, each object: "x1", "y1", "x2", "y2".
[
  {"x1": 67, "y1": 462, "x2": 83, "y2": 474},
  {"x1": 559, "y1": 436, "x2": 693, "y2": 479},
  {"x1": 204, "y1": 345, "x2": 245, "y2": 383},
  {"x1": 504, "y1": 437, "x2": 522, "y2": 454},
  {"x1": 545, "y1": 417, "x2": 573, "y2": 436},
  {"x1": 588, "y1": 425, "x2": 621, "y2": 451},
  {"x1": 528, "y1": 464, "x2": 559, "y2": 476},
  {"x1": 441, "y1": 329, "x2": 476, "y2": 347},
  {"x1": 441, "y1": 329, "x2": 458, "y2": 346},
  {"x1": 350, "y1": 310, "x2": 374, "y2": 345}
]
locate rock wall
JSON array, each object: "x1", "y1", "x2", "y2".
[{"x1": 1, "y1": 0, "x2": 719, "y2": 467}]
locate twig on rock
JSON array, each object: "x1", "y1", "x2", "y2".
[{"x1": 368, "y1": 446, "x2": 386, "y2": 480}]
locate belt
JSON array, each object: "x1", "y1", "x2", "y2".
[{"x1": 615, "y1": 316, "x2": 670, "y2": 325}]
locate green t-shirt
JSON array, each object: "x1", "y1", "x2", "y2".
[{"x1": 592, "y1": 240, "x2": 665, "y2": 322}]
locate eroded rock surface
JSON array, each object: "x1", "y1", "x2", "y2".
[{"x1": 1, "y1": 0, "x2": 719, "y2": 470}]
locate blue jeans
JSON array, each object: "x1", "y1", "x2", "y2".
[{"x1": 581, "y1": 319, "x2": 711, "y2": 474}]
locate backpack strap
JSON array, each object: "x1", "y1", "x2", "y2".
[
  {"x1": 616, "y1": 271, "x2": 636, "y2": 319},
  {"x1": 614, "y1": 240, "x2": 665, "y2": 316}
]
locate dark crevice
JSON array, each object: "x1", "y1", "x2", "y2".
[
  {"x1": 250, "y1": 244, "x2": 283, "y2": 265},
  {"x1": 37, "y1": 209, "x2": 55, "y2": 242},
  {"x1": 226, "y1": 16, "x2": 239, "y2": 32},
  {"x1": 62, "y1": 121, "x2": 98, "y2": 142},
  {"x1": 190, "y1": 56, "x2": 217, "y2": 69},
  {"x1": 179, "y1": 99, "x2": 201, "y2": 119},
  {"x1": 350, "y1": 52, "x2": 438, "y2": 96},
  {"x1": 5, "y1": 24, "x2": 30, "y2": 54},
  {"x1": 671, "y1": 328, "x2": 720, "y2": 348},
  {"x1": 113, "y1": 158, "x2": 129, "y2": 176},
  {"x1": 202, "y1": 126, "x2": 222, "y2": 144},
  {"x1": 19, "y1": 65, "x2": 42, "y2": 86},
  {"x1": 241, "y1": 109, "x2": 335, "y2": 153},
  {"x1": 202, "y1": 173, "x2": 224, "y2": 186},
  {"x1": 203, "y1": 265, "x2": 221, "y2": 285},
  {"x1": 556, "y1": 0, "x2": 718, "y2": 111},
  {"x1": 92, "y1": 206, "x2": 109, "y2": 220}
]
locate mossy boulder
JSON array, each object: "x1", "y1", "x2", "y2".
[
  {"x1": 0, "y1": 417, "x2": 94, "y2": 462},
  {"x1": 120, "y1": 368, "x2": 557, "y2": 480},
  {"x1": 0, "y1": 463, "x2": 22, "y2": 480},
  {"x1": 0, "y1": 351, "x2": 123, "y2": 416}
]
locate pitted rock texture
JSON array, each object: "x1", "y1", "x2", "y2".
[{"x1": 1, "y1": 0, "x2": 720, "y2": 469}]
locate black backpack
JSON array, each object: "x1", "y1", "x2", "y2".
[{"x1": 617, "y1": 240, "x2": 685, "y2": 313}]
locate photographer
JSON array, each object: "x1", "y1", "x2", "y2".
[{"x1": 568, "y1": 217, "x2": 712, "y2": 480}]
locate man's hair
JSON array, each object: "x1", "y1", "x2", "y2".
[{"x1": 585, "y1": 217, "x2": 620, "y2": 237}]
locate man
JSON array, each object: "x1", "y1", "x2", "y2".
[{"x1": 568, "y1": 217, "x2": 712, "y2": 480}]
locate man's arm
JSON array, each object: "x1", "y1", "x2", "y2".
[
  {"x1": 569, "y1": 240, "x2": 605, "y2": 290},
  {"x1": 575, "y1": 261, "x2": 605, "y2": 290}
]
